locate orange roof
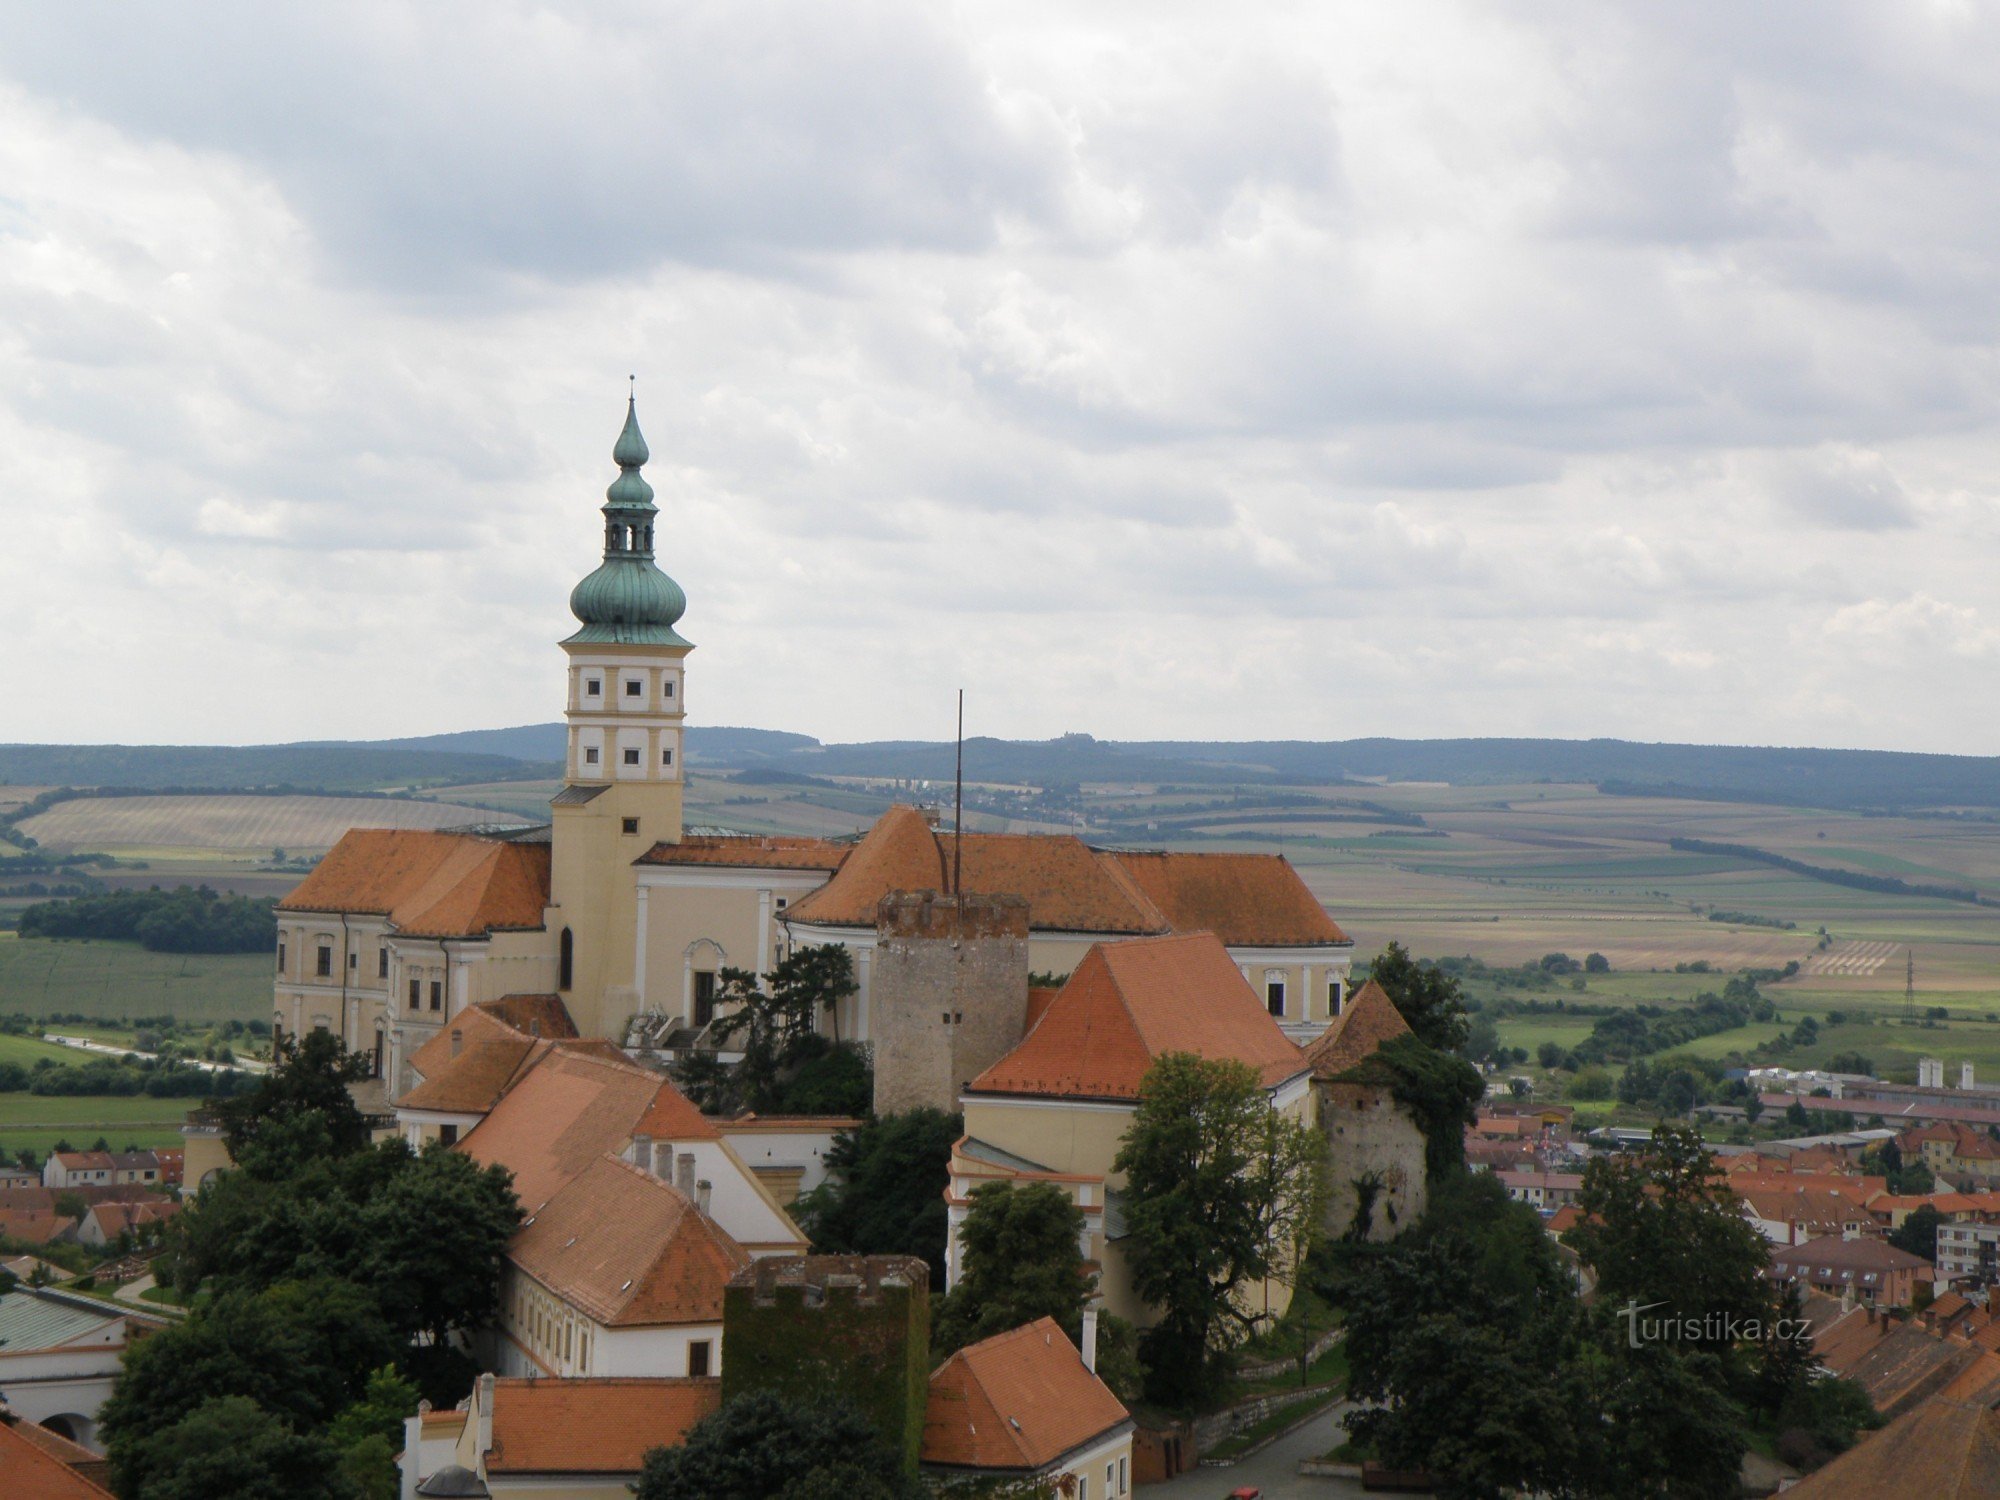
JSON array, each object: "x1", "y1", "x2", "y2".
[
  {"x1": 85, "y1": 1200, "x2": 178, "y2": 1237},
  {"x1": 720, "y1": 1113, "x2": 867, "y2": 1133},
  {"x1": 456, "y1": 1048, "x2": 665, "y2": 1212},
  {"x1": 400, "y1": 1031, "x2": 547, "y2": 1115},
  {"x1": 923, "y1": 1317, "x2": 1130, "y2": 1471},
  {"x1": 967, "y1": 933, "x2": 1308, "y2": 1102},
  {"x1": 510, "y1": 1155, "x2": 749, "y2": 1327},
  {"x1": 1302, "y1": 980, "x2": 1411, "y2": 1078},
  {"x1": 635, "y1": 835, "x2": 849, "y2": 871},
  {"x1": 407, "y1": 1005, "x2": 529, "y2": 1087},
  {"x1": 278, "y1": 829, "x2": 549, "y2": 939},
  {"x1": 1106, "y1": 849, "x2": 1350, "y2": 946},
  {"x1": 635, "y1": 1082, "x2": 720, "y2": 1142},
  {"x1": 1545, "y1": 1204, "x2": 1585, "y2": 1235},
  {"x1": 1783, "y1": 1397, "x2": 2000, "y2": 1498},
  {"x1": 485, "y1": 1377, "x2": 721, "y2": 1474},
  {"x1": 0, "y1": 1418, "x2": 118, "y2": 1499},
  {"x1": 476, "y1": 994, "x2": 579, "y2": 1039}
]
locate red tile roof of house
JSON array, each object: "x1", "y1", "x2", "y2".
[
  {"x1": 475, "y1": 994, "x2": 579, "y2": 1039},
  {"x1": 1302, "y1": 980, "x2": 1411, "y2": 1078},
  {"x1": 967, "y1": 933, "x2": 1308, "y2": 1102},
  {"x1": 278, "y1": 829, "x2": 549, "y2": 938},
  {"x1": 1105, "y1": 850, "x2": 1350, "y2": 946},
  {"x1": 783, "y1": 806, "x2": 1346, "y2": 947},
  {"x1": 633, "y1": 1083, "x2": 720, "y2": 1142},
  {"x1": 509, "y1": 1155, "x2": 748, "y2": 1327},
  {"x1": 0, "y1": 1417, "x2": 118, "y2": 1499},
  {"x1": 85, "y1": 1200, "x2": 178, "y2": 1238},
  {"x1": 634, "y1": 835, "x2": 850, "y2": 871},
  {"x1": 455, "y1": 1048, "x2": 666, "y2": 1213},
  {"x1": 1783, "y1": 1398, "x2": 2000, "y2": 1497},
  {"x1": 922, "y1": 1317, "x2": 1130, "y2": 1472},
  {"x1": 0, "y1": 1210, "x2": 72, "y2": 1246},
  {"x1": 484, "y1": 1377, "x2": 721, "y2": 1474},
  {"x1": 403, "y1": 1007, "x2": 551, "y2": 1114}
]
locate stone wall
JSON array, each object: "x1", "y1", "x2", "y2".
[
  {"x1": 722, "y1": 1254, "x2": 931, "y2": 1474},
  {"x1": 870, "y1": 890, "x2": 1031, "y2": 1117},
  {"x1": 1318, "y1": 1080, "x2": 1428, "y2": 1241}
]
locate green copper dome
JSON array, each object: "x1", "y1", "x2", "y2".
[{"x1": 563, "y1": 397, "x2": 692, "y2": 647}]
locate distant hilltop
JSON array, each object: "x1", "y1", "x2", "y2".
[{"x1": 5, "y1": 729, "x2": 2000, "y2": 812}]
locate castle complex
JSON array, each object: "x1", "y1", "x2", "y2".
[{"x1": 272, "y1": 399, "x2": 1362, "y2": 1101}]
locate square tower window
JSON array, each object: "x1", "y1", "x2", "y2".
[
  {"x1": 622, "y1": 817, "x2": 639, "y2": 834},
  {"x1": 663, "y1": 679, "x2": 675, "y2": 698},
  {"x1": 625, "y1": 679, "x2": 642, "y2": 697},
  {"x1": 661, "y1": 748, "x2": 674, "y2": 767},
  {"x1": 584, "y1": 747, "x2": 599, "y2": 765},
  {"x1": 623, "y1": 747, "x2": 641, "y2": 766},
  {"x1": 586, "y1": 679, "x2": 602, "y2": 696}
]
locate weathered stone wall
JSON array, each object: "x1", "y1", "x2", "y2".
[
  {"x1": 1318, "y1": 1080, "x2": 1429, "y2": 1241},
  {"x1": 722, "y1": 1254, "x2": 931, "y2": 1473},
  {"x1": 870, "y1": 890, "x2": 1031, "y2": 1117}
]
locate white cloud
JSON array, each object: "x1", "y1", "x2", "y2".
[{"x1": 0, "y1": 2, "x2": 1996, "y2": 753}]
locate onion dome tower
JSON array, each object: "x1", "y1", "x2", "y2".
[{"x1": 548, "y1": 392, "x2": 691, "y2": 1039}]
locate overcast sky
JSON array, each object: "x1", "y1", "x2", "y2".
[{"x1": 4, "y1": 2, "x2": 2000, "y2": 754}]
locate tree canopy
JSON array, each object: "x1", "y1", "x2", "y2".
[
  {"x1": 1366, "y1": 942, "x2": 1472, "y2": 1054},
  {"x1": 792, "y1": 1108, "x2": 960, "y2": 1284},
  {"x1": 933, "y1": 1181, "x2": 1091, "y2": 1358},
  {"x1": 673, "y1": 946, "x2": 868, "y2": 1116},
  {"x1": 1112, "y1": 1052, "x2": 1324, "y2": 1404},
  {"x1": 634, "y1": 1391, "x2": 922, "y2": 1500}
]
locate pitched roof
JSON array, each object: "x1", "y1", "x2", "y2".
[
  {"x1": 278, "y1": 829, "x2": 549, "y2": 938},
  {"x1": 0, "y1": 1418, "x2": 118, "y2": 1499},
  {"x1": 484, "y1": 1377, "x2": 721, "y2": 1474},
  {"x1": 1302, "y1": 980, "x2": 1411, "y2": 1077},
  {"x1": 1105, "y1": 849, "x2": 1350, "y2": 946},
  {"x1": 399, "y1": 1029, "x2": 548, "y2": 1116},
  {"x1": 1771, "y1": 1236, "x2": 1931, "y2": 1275},
  {"x1": 922, "y1": 1317, "x2": 1130, "y2": 1472},
  {"x1": 634, "y1": 1083, "x2": 720, "y2": 1142},
  {"x1": 786, "y1": 806, "x2": 1162, "y2": 934},
  {"x1": 967, "y1": 933, "x2": 1308, "y2": 1102},
  {"x1": 456, "y1": 1048, "x2": 666, "y2": 1213},
  {"x1": 1783, "y1": 1398, "x2": 2000, "y2": 1498},
  {"x1": 509, "y1": 1155, "x2": 748, "y2": 1327},
  {"x1": 635, "y1": 835, "x2": 849, "y2": 871},
  {"x1": 474, "y1": 994, "x2": 579, "y2": 1039},
  {"x1": 85, "y1": 1200, "x2": 178, "y2": 1237}
]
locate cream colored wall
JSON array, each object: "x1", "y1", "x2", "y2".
[
  {"x1": 962, "y1": 1098, "x2": 1135, "y2": 1183},
  {"x1": 181, "y1": 1127, "x2": 233, "y2": 1191},
  {"x1": 1024, "y1": 934, "x2": 1096, "y2": 981},
  {"x1": 636, "y1": 873, "x2": 830, "y2": 1024}
]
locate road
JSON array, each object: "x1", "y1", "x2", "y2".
[{"x1": 1152, "y1": 1401, "x2": 1369, "y2": 1499}]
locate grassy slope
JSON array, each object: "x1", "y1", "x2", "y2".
[{"x1": 0, "y1": 937, "x2": 268, "y2": 1025}]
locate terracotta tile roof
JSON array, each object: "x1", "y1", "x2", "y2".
[
  {"x1": 278, "y1": 829, "x2": 550, "y2": 938},
  {"x1": 787, "y1": 806, "x2": 1163, "y2": 933},
  {"x1": 406, "y1": 1006, "x2": 531, "y2": 1091},
  {"x1": 1771, "y1": 1236, "x2": 1931, "y2": 1277},
  {"x1": 456, "y1": 1048, "x2": 666, "y2": 1213},
  {"x1": 400, "y1": 1031, "x2": 547, "y2": 1116},
  {"x1": 967, "y1": 933, "x2": 1308, "y2": 1102},
  {"x1": 720, "y1": 1113, "x2": 867, "y2": 1133},
  {"x1": 1105, "y1": 850, "x2": 1350, "y2": 946},
  {"x1": 1783, "y1": 1398, "x2": 2000, "y2": 1498},
  {"x1": 485, "y1": 1377, "x2": 721, "y2": 1474},
  {"x1": 0, "y1": 1419, "x2": 118, "y2": 1499},
  {"x1": 509, "y1": 1155, "x2": 749, "y2": 1327},
  {"x1": 474, "y1": 994, "x2": 579, "y2": 1039},
  {"x1": 635, "y1": 1082, "x2": 720, "y2": 1142},
  {"x1": 635, "y1": 835, "x2": 849, "y2": 871},
  {"x1": 1739, "y1": 1186, "x2": 1876, "y2": 1231},
  {"x1": 85, "y1": 1200, "x2": 178, "y2": 1238},
  {"x1": 1302, "y1": 980, "x2": 1411, "y2": 1077},
  {"x1": 1938, "y1": 1350, "x2": 2000, "y2": 1406},
  {"x1": 922, "y1": 1317, "x2": 1130, "y2": 1472},
  {"x1": 51, "y1": 1152, "x2": 115, "y2": 1171},
  {"x1": 0, "y1": 1210, "x2": 72, "y2": 1246},
  {"x1": 1545, "y1": 1204, "x2": 1584, "y2": 1235},
  {"x1": 1841, "y1": 1322, "x2": 1978, "y2": 1416}
]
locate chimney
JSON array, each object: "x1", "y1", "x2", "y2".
[
  {"x1": 475, "y1": 1372, "x2": 495, "y2": 1458},
  {"x1": 676, "y1": 1153, "x2": 696, "y2": 1195},
  {"x1": 695, "y1": 1180, "x2": 712, "y2": 1215},
  {"x1": 653, "y1": 1141, "x2": 673, "y2": 1179},
  {"x1": 450, "y1": 1029, "x2": 463, "y2": 1058},
  {"x1": 631, "y1": 1133, "x2": 652, "y2": 1170},
  {"x1": 1081, "y1": 1305, "x2": 1099, "y2": 1374}
]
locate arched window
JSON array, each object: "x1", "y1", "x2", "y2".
[{"x1": 559, "y1": 928, "x2": 574, "y2": 992}]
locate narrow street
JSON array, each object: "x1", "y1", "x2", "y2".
[{"x1": 1151, "y1": 1401, "x2": 1368, "y2": 1499}]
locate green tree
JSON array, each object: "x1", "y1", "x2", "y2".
[
  {"x1": 933, "y1": 1181, "x2": 1091, "y2": 1357},
  {"x1": 793, "y1": 1109, "x2": 959, "y2": 1283},
  {"x1": 118, "y1": 1395, "x2": 353, "y2": 1500},
  {"x1": 1113, "y1": 1053, "x2": 1324, "y2": 1404},
  {"x1": 325, "y1": 1365, "x2": 421, "y2": 1500},
  {"x1": 101, "y1": 1280, "x2": 398, "y2": 1489},
  {"x1": 358, "y1": 1143, "x2": 521, "y2": 1351},
  {"x1": 688, "y1": 946, "x2": 859, "y2": 1113},
  {"x1": 1367, "y1": 942, "x2": 1471, "y2": 1054},
  {"x1": 634, "y1": 1391, "x2": 920, "y2": 1500},
  {"x1": 1889, "y1": 1203, "x2": 1941, "y2": 1263},
  {"x1": 219, "y1": 1028, "x2": 372, "y2": 1159},
  {"x1": 1566, "y1": 1124, "x2": 1774, "y2": 1355}
]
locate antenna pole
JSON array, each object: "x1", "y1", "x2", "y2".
[{"x1": 953, "y1": 689, "x2": 964, "y2": 901}]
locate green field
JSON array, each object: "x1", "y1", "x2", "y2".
[
  {"x1": 0, "y1": 936, "x2": 268, "y2": 1025},
  {"x1": 0, "y1": 1091, "x2": 193, "y2": 1157},
  {"x1": 16, "y1": 791, "x2": 519, "y2": 857},
  {"x1": 0, "y1": 1031, "x2": 89, "y2": 1068}
]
